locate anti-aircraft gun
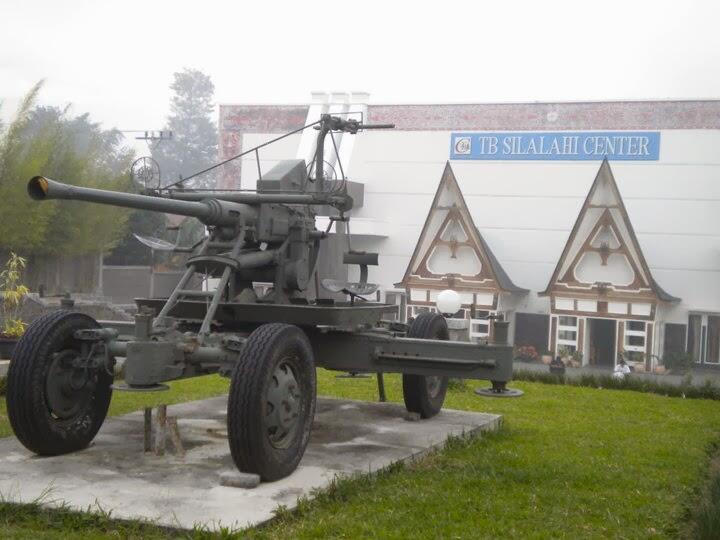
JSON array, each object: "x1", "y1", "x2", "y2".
[{"x1": 6, "y1": 114, "x2": 514, "y2": 481}]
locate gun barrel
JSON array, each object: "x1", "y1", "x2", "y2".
[
  {"x1": 164, "y1": 190, "x2": 351, "y2": 209},
  {"x1": 28, "y1": 176, "x2": 256, "y2": 227},
  {"x1": 359, "y1": 123, "x2": 395, "y2": 130}
]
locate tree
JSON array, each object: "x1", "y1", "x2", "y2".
[
  {"x1": 152, "y1": 68, "x2": 219, "y2": 189},
  {"x1": 107, "y1": 69, "x2": 218, "y2": 266},
  {"x1": 0, "y1": 82, "x2": 134, "y2": 256}
]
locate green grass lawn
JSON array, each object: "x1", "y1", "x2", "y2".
[{"x1": 0, "y1": 372, "x2": 719, "y2": 538}]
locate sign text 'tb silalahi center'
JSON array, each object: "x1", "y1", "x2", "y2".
[{"x1": 450, "y1": 132, "x2": 661, "y2": 161}]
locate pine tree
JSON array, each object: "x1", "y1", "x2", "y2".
[{"x1": 152, "y1": 68, "x2": 218, "y2": 189}]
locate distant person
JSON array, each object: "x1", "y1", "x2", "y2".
[
  {"x1": 549, "y1": 355, "x2": 566, "y2": 375},
  {"x1": 613, "y1": 359, "x2": 631, "y2": 381}
]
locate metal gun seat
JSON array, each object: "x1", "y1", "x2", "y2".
[{"x1": 322, "y1": 251, "x2": 379, "y2": 297}]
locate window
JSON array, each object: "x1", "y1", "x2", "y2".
[
  {"x1": 688, "y1": 315, "x2": 702, "y2": 362},
  {"x1": 685, "y1": 314, "x2": 720, "y2": 364},
  {"x1": 707, "y1": 316, "x2": 720, "y2": 364},
  {"x1": 558, "y1": 330, "x2": 577, "y2": 341},
  {"x1": 627, "y1": 321, "x2": 645, "y2": 332},
  {"x1": 624, "y1": 320, "x2": 646, "y2": 353},
  {"x1": 556, "y1": 316, "x2": 580, "y2": 355},
  {"x1": 470, "y1": 310, "x2": 494, "y2": 341},
  {"x1": 471, "y1": 321, "x2": 489, "y2": 336},
  {"x1": 471, "y1": 308, "x2": 489, "y2": 320}
]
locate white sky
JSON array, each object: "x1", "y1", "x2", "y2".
[{"x1": 2, "y1": 0, "x2": 720, "y2": 150}]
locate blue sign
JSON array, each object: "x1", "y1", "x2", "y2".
[{"x1": 449, "y1": 131, "x2": 660, "y2": 161}]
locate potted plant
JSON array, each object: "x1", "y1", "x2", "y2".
[
  {"x1": 571, "y1": 350, "x2": 584, "y2": 368},
  {"x1": 540, "y1": 350, "x2": 553, "y2": 365},
  {"x1": 558, "y1": 346, "x2": 575, "y2": 366},
  {"x1": 515, "y1": 345, "x2": 539, "y2": 363},
  {"x1": 0, "y1": 253, "x2": 29, "y2": 359}
]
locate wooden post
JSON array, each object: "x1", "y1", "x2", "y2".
[
  {"x1": 143, "y1": 408, "x2": 152, "y2": 452},
  {"x1": 154, "y1": 404, "x2": 167, "y2": 456},
  {"x1": 167, "y1": 417, "x2": 185, "y2": 458},
  {"x1": 377, "y1": 373, "x2": 387, "y2": 402}
]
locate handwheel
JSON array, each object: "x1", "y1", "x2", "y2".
[
  {"x1": 227, "y1": 323, "x2": 316, "y2": 481},
  {"x1": 403, "y1": 312, "x2": 450, "y2": 418},
  {"x1": 6, "y1": 310, "x2": 113, "y2": 455}
]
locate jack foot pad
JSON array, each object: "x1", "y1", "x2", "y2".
[
  {"x1": 474, "y1": 387, "x2": 524, "y2": 398},
  {"x1": 336, "y1": 372, "x2": 372, "y2": 379}
]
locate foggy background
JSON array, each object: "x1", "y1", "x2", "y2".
[{"x1": 2, "y1": 0, "x2": 720, "y2": 152}]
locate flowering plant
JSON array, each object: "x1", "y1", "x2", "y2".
[{"x1": 515, "y1": 345, "x2": 539, "y2": 361}]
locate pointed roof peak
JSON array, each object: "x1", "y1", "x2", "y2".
[
  {"x1": 398, "y1": 162, "x2": 526, "y2": 294},
  {"x1": 542, "y1": 160, "x2": 679, "y2": 302}
]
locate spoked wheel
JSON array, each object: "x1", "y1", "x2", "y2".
[
  {"x1": 403, "y1": 312, "x2": 450, "y2": 418},
  {"x1": 227, "y1": 323, "x2": 316, "y2": 481},
  {"x1": 6, "y1": 311, "x2": 113, "y2": 455}
]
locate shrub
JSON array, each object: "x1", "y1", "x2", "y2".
[
  {"x1": 663, "y1": 351, "x2": 696, "y2": 374},
  {"x1": 0, "y1": 252, "x2": 29, "y2": 337},
  {"x1": 512, "y1": 369, "x2": 720, "y2": 401}
]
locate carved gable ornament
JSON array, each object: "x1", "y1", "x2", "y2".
[
  {"x1": 398, "y1": 162, "x2": 525, "y2": 297},
  {"x1": 542, "y1": 159, "x2": 678, "y2": 316}
]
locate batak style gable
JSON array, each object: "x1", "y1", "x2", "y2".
[
  {"x1": 397, "y1": 162, "x2": 526, "y2": 311},
  {"x1": 541, "y1": 159, "x2": 679, "y2": 321}
]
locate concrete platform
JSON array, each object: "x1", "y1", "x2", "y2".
[{"x1": 0, "y1": 396, "x2": 501, "y2": 531}]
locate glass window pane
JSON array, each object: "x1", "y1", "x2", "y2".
[
  {"x1": 708, "y1": 316, "x2": 720, "y2": 364},
  {"x1": 626, "y1": 321, "x2": 645, "y2": 332},
  {"x1": 558, "y1": 330, "x2": 577, "y2": 341},
  {"x1": 559, "y1": 316, "x2": 577, "y2": 327},
  {"x1": 688, "y1": 315, "x2": 702, "y2": 361},
  {"x1": 626, "y1": 335, "x2": 645, "y2": 347}
]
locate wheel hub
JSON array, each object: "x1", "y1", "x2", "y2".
[
  {"x1": 45, "y1": 350, "x2": 93, "y2": 419},
  {"x1": 265, "y1": 358, "x2": 301, "y2": 448},
  {"x1": 426, "y1": 375, "x2": 442, "y2": 398}
]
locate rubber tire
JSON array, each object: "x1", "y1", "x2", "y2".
[
  {"x1": 227, "y1": 323, "x2": 316, "y2": 482},
  {"x1": 402, "y1": 312, "x2": 450, "y2": 418},
  {"x1": 6, "y1": 310, "x2": 113, "y2": 455}
]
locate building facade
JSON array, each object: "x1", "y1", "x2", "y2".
[{"x1": 219, "y1": 95, "x2": 720, "y2": 368}]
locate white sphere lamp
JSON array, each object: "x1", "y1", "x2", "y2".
[{"x1": 436, "y1": 289, "x2": 461, "y2": 316}]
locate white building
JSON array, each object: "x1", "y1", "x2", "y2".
[{"x1": 218, "y1": 95, "x2": 720, "y2": 369}]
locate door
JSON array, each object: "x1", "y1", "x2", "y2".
[{"x1": 588, "y1": 318, "x2": 616, "y2": 367}]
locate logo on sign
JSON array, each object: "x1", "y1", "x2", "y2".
[{"x1": 454, "y1": 136, "x2": 472, "y2": 155}]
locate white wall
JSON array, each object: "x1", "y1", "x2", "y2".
[
  {"x1": 238, "y1": 128, "x2": 720, "y2": 322},
  {"x1": 346, "y1": 129, "x2": 720, "y2": 321}
]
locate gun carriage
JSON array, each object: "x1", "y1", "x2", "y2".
[{"x1": 6, "y1": 115, "x2": 514, "y2": 481}]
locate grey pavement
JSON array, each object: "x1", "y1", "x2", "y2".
[{"x1": 0, "y1": 396, "x2": 500, "y2": 531}]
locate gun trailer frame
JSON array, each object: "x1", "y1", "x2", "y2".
[
  {"x1": 96, "y1": 304, "x2": 513, "y2": 388},
  {"x1": 7, "y1": 115, "x2": 514, "y2": 482}
]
